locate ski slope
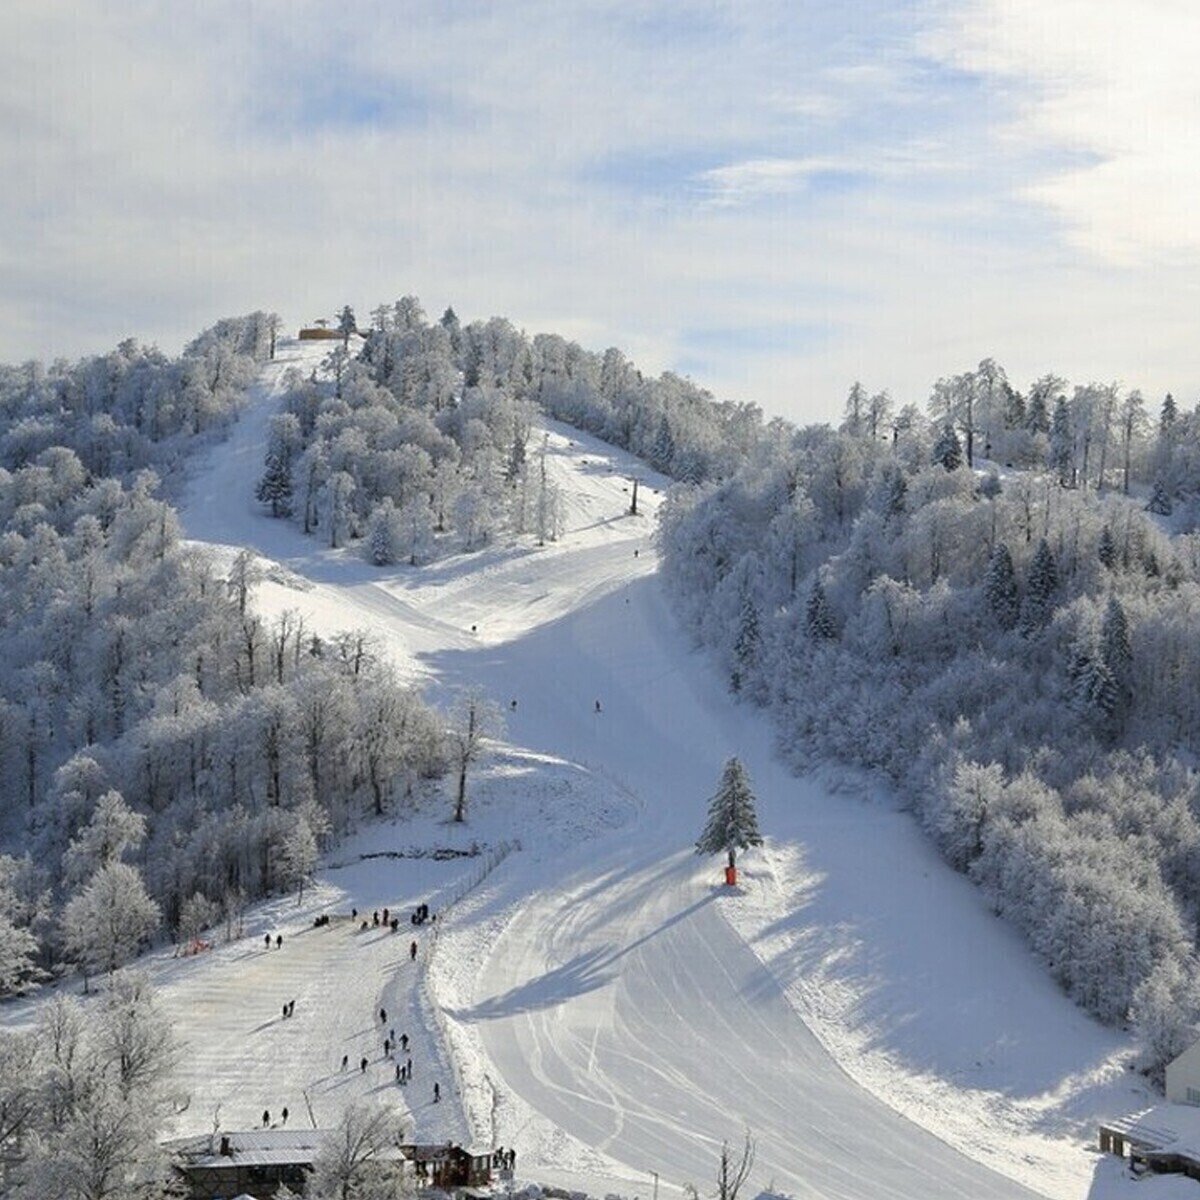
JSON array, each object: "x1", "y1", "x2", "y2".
[{"x1": 152, "y1": 337, "x2": 1172, "y2": 1198}]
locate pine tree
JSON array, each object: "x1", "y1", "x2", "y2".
[
  {"x1": 1020, "y1": 538, "x2": 1058, "y2": 634},
  {"x1": 731, "y1": 588, "x2": 761, "y2": 696},
  {"x1": 696, "y1": 757, "x2": 763, "y2": 871},
  {"x1": 366, "y1": 499, "x2": 400, "y2": 566},
  {"x1": 1160, "y1": 392, "x2": 1178, "y2": 436},
  {"x1": 1097, "y1": 525, "x2": 1117, "y2": 570},
  {"x1": 884, "y1": 465, "x2": 907, "y2": 517},
  {"x1": 983, "y1": 543, "x2": 1019, "y2": 631},
  {"x1": 1025, "y1": 389, "x2": 1049, "y2": 435},
  {"x1": 1048, "y1": 396, "x2": 1073, "y2": 484},
  {"x1": 1147, "y1": 479, "x2": 1173, "y2": 516},
  {"x1": 651, "y1": 415, "x2": 676, "y2": 473},
  {"x1": 1069, "y1": 648, "x2": 1120, "y2": 739},
  {"x1": 931, "y1": 423, "x2": 963, "y2": 471},
  {"x1": 256, "y1": 452, "x2": 294, "y2": 518},
  {"x1": 1100, "y1": 594, "x2": 1133, "y2": 716},
  {"x1": 805, "y1": 578, "x2": 837, "y2": 640}
]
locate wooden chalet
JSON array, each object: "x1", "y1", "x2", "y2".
[
  {"x1": 168, "y1": 1128, "x2": 404, "y2": 1200},
  {"x1": 403, "y1": 1142, "x2": 495, "y2": 1189},
  {"x1": 167, "y1": 1129, "x2": 494, "y2": 1199}
]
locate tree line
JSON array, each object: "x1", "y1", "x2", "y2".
[{"x1": 254, "y1": 296, "x2": 763, "y2": 561}]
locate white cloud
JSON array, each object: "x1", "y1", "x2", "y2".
[
  {"x1": 696, "y1": 157, "x2": 847, "y2": 207},
  {"x1": 4, "y1": 0, "x2": 1200, "y2": 427},
  {"x1": 928, "y1": 0, "x2": 1200, "y2": 264}
]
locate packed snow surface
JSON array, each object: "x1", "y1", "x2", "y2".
[{"x1": 22, "y1": 338, "x2": 1177, "y2": 1198}]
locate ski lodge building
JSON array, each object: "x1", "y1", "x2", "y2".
[
  {"x1": 1097, "y1": 1038, "x2": 1200, "y2": 1180},
  {"x1": 168, "y1": 1129, "x2": 495, "y2": 1199}
]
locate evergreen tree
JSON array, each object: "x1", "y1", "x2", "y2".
[
  {"x1": 983, "y1": 543, "x2": 1019, "y2": 631},
  {"x1": 931, "y1": 423, "x2": 963, "y2": 471},
  {"x1": 696, "y1": 757, "x2": 763, "y2": 871},
  {"x1": 1025, "y1": 389, "x2": 1049, "y2": 435},
  {"x1": 1048, "y1": 396, "x2": 1073, "y2": 484},
  {"x1": 366, "y1": 499, "x2": 401, "y2": 566},
  {"x1": 1020, "y1": 538, "x2": 1058, "y2": 634},
  {"x1": 1160, "y1": 392, "x2": 1178, "y2": 437},
  {"x1": 1069, "y1": 647, "x2": 1120, "y2": 739},
  {"x1": 255, "y1": 452, "x2": 294, "y2": 518},
  {"x1": 1097, "y1": 525, "x2": 1117, "y2": 570},
  {"x1": 651, "y1": 415, "x2": 676, "y2": 473},
  {"x1": 731, "y1": 586, "x2": 761, "y2": 696},
  {"x1": 1100, "y1": 594, "x2": 1133, "y2": 709},
  {"x1": 1147, "y1": 479, "x2": 1173, "y2": 516},
  {"x1": 805, "y1": 578, "x2": 837, "y2": 640}
]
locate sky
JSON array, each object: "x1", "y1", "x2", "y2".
[{"x1": 4, "y1": 0, "x2": 1199, "y2": 426}]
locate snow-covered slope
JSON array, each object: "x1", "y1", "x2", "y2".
[{"x1": 86, "y1": 338, "x2": 1169, "y2": 1197}]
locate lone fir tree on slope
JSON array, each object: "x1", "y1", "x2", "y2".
[{"x1": 696, "y1": 757, "x2": 763, "y2": 886}]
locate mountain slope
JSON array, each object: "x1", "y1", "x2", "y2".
[{"x1": 161, "y1": 338, "x2": 1155, "y2": 1199}]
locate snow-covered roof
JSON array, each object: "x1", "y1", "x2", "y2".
[
  {"x1": 1101, "y1": 1104, "x2": 1200, "y2": 1161},
  {"x1": 168, "y1": 1128, "x2": 406, "y2": 1169}
]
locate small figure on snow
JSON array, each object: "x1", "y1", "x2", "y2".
[
  {"x1": 263, "y1": 1109, "x2": 270, "y2": 1128},
  {"x1": 433, "y1": 1082, "x2": 440, "y2": 1104},
  {"x1": 410, "y1": 940, "x2": 417, "y2": 961}
]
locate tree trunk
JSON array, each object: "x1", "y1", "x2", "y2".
[{"x1": 454, "y1": 762, "x2": 467, "y2": 822}]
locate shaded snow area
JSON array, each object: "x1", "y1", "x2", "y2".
[{"x1": 20, "y1": 338, "x2": 1180, "y2": 1198}]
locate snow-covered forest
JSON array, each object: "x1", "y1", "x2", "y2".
[
  {"x1": 657, "y1": 370, "x2": 1200, "y2": 1079},
  {"x1": 0, "y1": 314, "x2": 446, "y2": 998}
]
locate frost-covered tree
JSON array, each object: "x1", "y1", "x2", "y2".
[
  {"x1": 696, "y1": 757, "x2": 763, "y2": 872},
  {"x1": 366, "y1": 498, "x2": 402, "y2": 566},
  {"x1": 804, "y1": 578, "x2": 837, "y2": 641},
  {"x1": 256, "y1": 451, "x2": 294, "y2": 517},
  {"x1": 1147, "y1": 479, "x2": 1173, "y2": 516},
  {"x1": 982, "y1": 543, "x2": 1019, "y2": 631},
  {"x1": 0, "y1": 915, "x2": 40, "y2": 998},
  {"x1": 62, "y1": 863, "x2": 160, "y2": 987},
  {"x1": 1069, "y1": 646, "x2": 1120, "y2": 740},
  {"x1": 1020, "y1": 539, "x2": 1058, "y2": 634},
  {"x1": 730, "y1": 583, "x2": 761, "y2": 697},
  {"x1": 444, "y1": 690, "x2": 504, "y2": 823},
  {"x1": 1049, "y1": 395, "x2": 1074, "y2": 484},
  {"x1": 930, "y1": 424, "x2": 963, "y2": 471},
  {"x1": 1100, "y1": 594, "x2": 1133, "y2": 719},
  {"x1": 7, "y1": 971, "x2": 178, "y2": 1199},
  {"x1": 62, "y1": 791, "x2": 145, "y2": 887},
  {"x1": 311, "y1": 1101, "x2": 408, "y2": 1200},
  {"x1": 1132, "y1": 955, "x2": 1200, "y2": 1085}
]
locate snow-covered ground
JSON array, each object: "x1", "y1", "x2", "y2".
[{"x1": 21, "y1": 337, "x2": 1185, "y2": 1198}]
